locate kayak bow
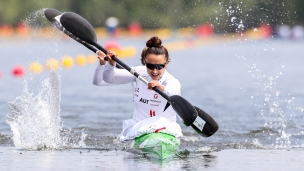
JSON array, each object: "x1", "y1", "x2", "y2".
[{"x1": 133, "y1": 132, "x2": 179, "y2": 160}]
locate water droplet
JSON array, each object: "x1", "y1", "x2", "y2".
[{"x1": 231, "y1": 16, "x2": 237, "y2": 22}]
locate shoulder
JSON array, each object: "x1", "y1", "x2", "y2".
[
  {"x1": 132, "y1": 65, "x2": 148, "y2": 75},
  {"x1": 162, "y1": 70, "x2": 180, "y2": 85}
]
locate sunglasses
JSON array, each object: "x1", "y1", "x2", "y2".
[{"x1": 145, "y1": 62, "x2": 167, "y2": 70}]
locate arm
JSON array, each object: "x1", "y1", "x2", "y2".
[
  {"x1": 93, "y1": 64, "x2": 111, "y2": 86},
  {"x1": 93, "y1": 50, "x2": 131, "y2": 86},
  {"x1": 97, "y1": 50, "x2": 135, "y2": 84},
  {"x1": 103, "y1": 62, "x2": 136, "y2": 84},
  {"x1": 93, "y1": 50, "x2": 142, "y2": 85},
  {"x1": 93, "y1": 51, "x2": 108, "y2": 86}
]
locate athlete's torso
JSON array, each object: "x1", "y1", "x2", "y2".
[{"x1": 131, "y1": 66, "x2": 178, "y2": 122}]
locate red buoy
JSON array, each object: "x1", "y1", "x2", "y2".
[
  {"x1": 128, "y1": 22, "x2": 142, "y2": 37},
  {"x1": 259, "y1": 22, "x2": 272, "y2": 38},
  {"x1": 105, "y1": 41, "x2": 121, "y2": 50},
  {"x1": 196, "y1": 23, "x2": 214, "y2": 37},
  {"x1": 12, "y1": 65, "x2": 25, "y2": 77}
]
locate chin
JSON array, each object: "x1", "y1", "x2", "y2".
[{"x1": 151, "y1": 76, "x2": 159, "y2": 80}]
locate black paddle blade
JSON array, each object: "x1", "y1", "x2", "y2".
[
  {"x1": 44, "y1": 8, "x2": 62, "y2": 23},
  {"x1": 60, "y1": 12, "x2": 97, "y2": 43},
  {"x1": 163, "y1": 102, "x2": 170, "y2": 112},
  {"x1": 169, "y1": 95, "x2": 197, "y2": 126},
  {"x1": 191, "y1": 106, "x2": 219, "y2": 137}
]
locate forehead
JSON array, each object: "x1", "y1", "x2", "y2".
[{"x1": 145, "y1": 54, "x2": 167, "y2": 63}]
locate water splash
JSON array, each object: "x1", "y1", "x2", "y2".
[
  {"x1": 6, "y1": 71, "x2": 66, "y2": 150},
  {"x1": 226, "y1": 4, "x2": 245, "y2": 34},
  {"x1": 4, "y1": 9, "x2": 88, "y2": 150},
  {"x1": 248, "y1": 64, "x2": 295, "y2": 149},
  {"x1": 20, "y1": 9, "x2": 61, "y2": 59},
  {"x1": 76, "y1": 130, "x2": 87, "y2": 148}
]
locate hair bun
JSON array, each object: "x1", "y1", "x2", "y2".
[{"x1": 146, "y1": 36, "x2": 162, "y2": 48}]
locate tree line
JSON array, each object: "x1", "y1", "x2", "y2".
[{"x1": 0, "y1": 0, "x2": 303, "y2": 33}]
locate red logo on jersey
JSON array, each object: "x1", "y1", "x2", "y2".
[
  {"x1": 150, "y1": 110, "x2": 156, "y2": 117},
  {"x1": 154, "y1": 94, "x2": 158, "y2": 99}
]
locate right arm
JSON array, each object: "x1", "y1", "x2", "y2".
[
  {"x1": 103, "y1": 62, "x2": 136, "y2": 84},
  {"x1": 92, "y1": 50, "x2": 110, "y2": 86},
  {"x1": 93, "y1": 50, "x2": 136, "y2": 85},
  {"x1": 93, "y1": 64, "x2": 110, "y2": 86}
]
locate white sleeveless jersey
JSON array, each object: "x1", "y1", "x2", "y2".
[{"x1": 93, "y1": 63, "x2": 182, "y2": 141}]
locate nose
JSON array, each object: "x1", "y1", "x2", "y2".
[{"x1": 151, "y1": 68, "x2": 158, "y2": 72}]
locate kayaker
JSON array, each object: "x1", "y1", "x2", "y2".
[{"x1": 93, "y1": 36, "x2": 183, "y2": 141}]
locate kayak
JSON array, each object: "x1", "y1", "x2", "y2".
[
  {"x1": 132, "y1": 132, "x2": 179, "y2": 160},
  {"x1": 118, "y1": 116, "x2": 182, "y2": 160}
]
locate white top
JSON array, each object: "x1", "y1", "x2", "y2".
[{"x1": 93, "y1": 63, "x2": 182, "y2": 141}]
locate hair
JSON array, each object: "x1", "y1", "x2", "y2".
[{"x1": 140, "y1": 36, "x2": 170, "y2": 65}]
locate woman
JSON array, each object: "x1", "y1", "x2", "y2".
[{"x1": 93, "y1": 36, "x2": 183, "y2": 142}]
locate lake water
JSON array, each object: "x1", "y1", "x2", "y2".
[{"x1": 0, "y1": 32, "x2": 304, "y2": 170}]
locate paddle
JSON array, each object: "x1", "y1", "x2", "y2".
[
  {"x1": 44, "y1": 8, "x2": 123, "y2": 69},
  {"x1": 45, "y1": 9, "x2": 218, "y2": 137}
]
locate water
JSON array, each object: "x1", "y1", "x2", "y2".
[
  {"x1": 6, "y1": 71, "x2": 63, "y2": 150},
  {"x1": 1, "y1": 10, "x2": 304, "y2": 170},
  {"x1": 1, "y1": 147, "x2": 303, "y2": 171}
]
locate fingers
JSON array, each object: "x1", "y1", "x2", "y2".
[
  {"x1": 96, "y1": 50, "x2": 106, "y2": 57},
  {"x1": 147, "y1": 82, "x2": 154, "y2": 90},
  {"x1": 106, "y1": 50, "x2": 117, "y2": 61},
  {"x1": 147, "y1": 81, "x2": 164, "y2": 91},
  {"x1": 106, "y1": 50, "x2": 117, "y2": 66},
  {"x1": 96, "y1": 50, "x2": 107, "y2": 65},
  {"x1": 107, "y1": 50, "x2": 117, "y2": 57},
  {"x1": 96, "y1": 50, "x2": 117, "y2": 66},
  {"x1": 96, "y1": 50, "x2": 117, "y2": 58}
]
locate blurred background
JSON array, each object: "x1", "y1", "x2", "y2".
[
  {"x1": 1, "y1": 0, "x2": 303, "y2": 78},
  {"x1": 0, "y1": 0, "x2": 304, "y2": 38}
]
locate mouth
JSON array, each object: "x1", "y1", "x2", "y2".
[{"x1": 150, "y1": 72, "x2": 160, "y2": 78}]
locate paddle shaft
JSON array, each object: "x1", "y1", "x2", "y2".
[{"x1": 91, "y1": 41, "x2": 171, "y2": 101}]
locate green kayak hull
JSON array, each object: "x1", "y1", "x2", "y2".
[{"x1": 133, "y1": 132, "x2": 179, "y2": 160}]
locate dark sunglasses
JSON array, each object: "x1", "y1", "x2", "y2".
[{"x1": 145, "y1": 62, "x2": 167, "y2": 70}]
